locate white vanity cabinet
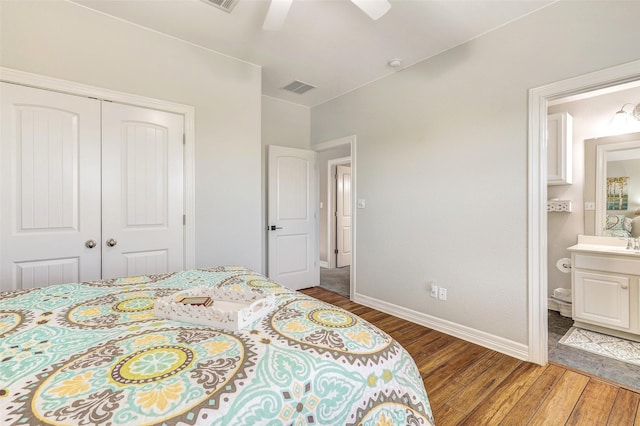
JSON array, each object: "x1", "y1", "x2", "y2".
[
  {"x1": 573, "y1": 269, "x2": 632, "y2": 330},
  {"x1": 569, "y1": 238, "x2": 640, "y2": 340}
]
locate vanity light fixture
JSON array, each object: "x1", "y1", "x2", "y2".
[{"x1": 610, "y1": 102, "x2": 640, "y2": 130}]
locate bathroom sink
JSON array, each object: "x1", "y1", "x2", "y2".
[{"x1": 568, "y1": 235, "x2": 640, "y2": 256}]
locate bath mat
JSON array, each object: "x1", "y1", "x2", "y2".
[{"x1": 559, "y1": 327, "x2": 640, "y2": 366}]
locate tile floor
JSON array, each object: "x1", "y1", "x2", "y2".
[{"x1": 548, "y1": 309, "x2": 640, "y2": 390}]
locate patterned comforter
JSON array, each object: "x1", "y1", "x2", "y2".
[{"x1": 0, "y1": 267, "x2": 434, "y2": 425}]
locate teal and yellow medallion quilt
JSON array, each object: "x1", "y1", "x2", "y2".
[{"x1": 0, "y1": 267, "x2": 434, "y2": 425}]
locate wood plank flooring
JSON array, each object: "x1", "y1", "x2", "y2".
[{"x1": 300, "y1": 287, "x2": 640, "y2": 425}]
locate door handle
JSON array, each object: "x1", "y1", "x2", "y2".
[
  {"x1": 106, "y1": 238, "x2": 117, "y2": 247},
  {"x1": 85, "y1": 240, "x2": 97, "y2": 249},
  {"x1": 269, "y1": 225, "x2": 283, "y2": 231}
]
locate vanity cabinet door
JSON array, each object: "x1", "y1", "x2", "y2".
[{"x1": 573, "y1": 270, "x2": 630, "y2": 330}]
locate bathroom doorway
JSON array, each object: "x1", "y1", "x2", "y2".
[{"x1": 544, "y1": 78, "x2": 640, "y2": 389}]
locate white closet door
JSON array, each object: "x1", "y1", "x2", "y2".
[
  {"x1": 0, "y1": 83, "x2": 102, "y2": 291},
  {"x1": 101, "y1": 102, "x2": 184, "y2": 279}
]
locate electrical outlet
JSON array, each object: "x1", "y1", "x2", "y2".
[
  {"x1": 439, "y1": 287, "x2": 447, "y2": 301},
  {"x1": 430, "y1": 283, "x2": 438, "y2": 298}
]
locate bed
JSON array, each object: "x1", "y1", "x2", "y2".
[{"x1": 0, "y1": 266, "x2": 434, "y2": 425}]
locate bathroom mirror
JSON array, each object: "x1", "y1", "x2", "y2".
[{"x1": 585, "y1": 131, "x2": 640, "y2": 236}]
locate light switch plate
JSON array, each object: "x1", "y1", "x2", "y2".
[
  {"x1": 357, "y1": 199, "x2": 366, "y2": 209},
  {"x1": 584, "y1": 202, "x2": 595, "y2": 211}
]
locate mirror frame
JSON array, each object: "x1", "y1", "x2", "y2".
[{"x1": 587, "y1": 132, "x2": 640, "y2": 235}]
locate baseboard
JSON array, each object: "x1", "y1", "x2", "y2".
[
  {"x1": 319, "y1": 261, "x2": 329, "y2": 268},
  {"x1": 353, "y1": 292, "x2": 530, "y2": 362}
]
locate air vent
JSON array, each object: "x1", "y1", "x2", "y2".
[
  {"x1": 282, "y1": 80, "x2": 316, "y2": 95},
  {"x1": 201, "y1": 0, "x2": 239, "y2": 13}
]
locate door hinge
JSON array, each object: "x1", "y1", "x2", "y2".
[
  {"x1": 334, "y1": 249, "x2": 339, "y2": 254},
  {"x1": 183, "y1": 134, "x2": 186, "y2": 145},
  {"x1": 183, "y1": 214, "x2": 186, "y2": 225}
]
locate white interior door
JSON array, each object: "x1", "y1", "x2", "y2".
[
  {"x1": 0, "y1": 83, "x2": 102, "y2": 291},
  {"x1": 336, "y1": 164, "x2": 352, "y2": 267},
  {"x1": 101, "y1": 102, "x2": 184, "y2": 279},
  {"x1": 267, "y1": 145, "x2": 318, "y2": 290}
]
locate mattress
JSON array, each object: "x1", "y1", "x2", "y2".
[{"x1": 0, "y1": 266, "x2": 434, "y2": 425}]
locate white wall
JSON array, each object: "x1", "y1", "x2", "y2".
[
  {"x1": 547, "y1": 86, "x2": 640, "y2": 296},
  {"x1": 1, "y1": 1, "x2": 263, "y2": 271},
  {"x1": 311, "y1": 1, "x2": 640, "y2": 345},
  {"x1": 262, "y1": 96, "x2": 310, "y2": 149}
]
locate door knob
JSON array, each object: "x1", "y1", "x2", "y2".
[
  {"x1": 106, "y1": 238, "x2": 117, "y2": 247},
  {"x1": 85, "y1": 240, "x2": 97, "y2": 249},
  {"x1": 269, "y1": 225, "x2": 283, "y2": 231}
]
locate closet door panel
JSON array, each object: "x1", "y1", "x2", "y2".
[
  {"x1": 0, "y1": 83, "x2": 101, "y2": 291},
  {"x1": 101, "y1": 102, "x2": 184, "y2": 279},
  {"x1": 124, "y1": 122, "x2": 167, "y2": 226},
  {"x1": 124, "y1": 250, "x2": 168, "y2": 276}
]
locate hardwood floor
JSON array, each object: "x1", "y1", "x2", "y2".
[{"x1": 300, "y1": 287, "x2": 640, "y2": 425}]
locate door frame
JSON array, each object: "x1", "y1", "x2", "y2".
[
  {"x1": 528, "y1": 59, "x2": 640, "y2": 365},
  {"x1": 0, "y1": 67, "x2": 196, "y2": 270},
  {"x1": 327, "y1": 156, "x2": 351, "y2": 269},
  {"x1": 314, "y1": 135, "x2": 356, "y2": 298}
]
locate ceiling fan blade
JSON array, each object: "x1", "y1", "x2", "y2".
[
  {"x1": 350, "y1": 0, "x2": 391, "y2": 20},
  {"x1": 262, "y1": 0, "x2": 293, "y2": 31}
]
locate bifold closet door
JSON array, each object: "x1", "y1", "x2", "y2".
[
  {"x1": 0, "y1": 83, "x2": 102, "y2": 291},
  {"x1": 100, "y1": 102, "x2": 184, "y2": 279}
]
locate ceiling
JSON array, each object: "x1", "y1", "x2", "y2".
[{"x1": 71, "y1": 0, "x2": 555, "y2": 107}]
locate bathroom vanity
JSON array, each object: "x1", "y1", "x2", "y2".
[{"x1": 568, "y1": 235, "x2": 640, "y2": 341}]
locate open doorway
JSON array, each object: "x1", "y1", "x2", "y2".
[
  {"x1": 545, "y1": 83, "x2": 640, "y2": 389},
  {"x1": 320, "y1": 157, "x2": 351, "y2": 297},
  {"x1": 528, "y1": 59, "x2": 640, "y2": 366},
  {"x1": 314, "y1": 137, "x2": 354, "y2": 299}
]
